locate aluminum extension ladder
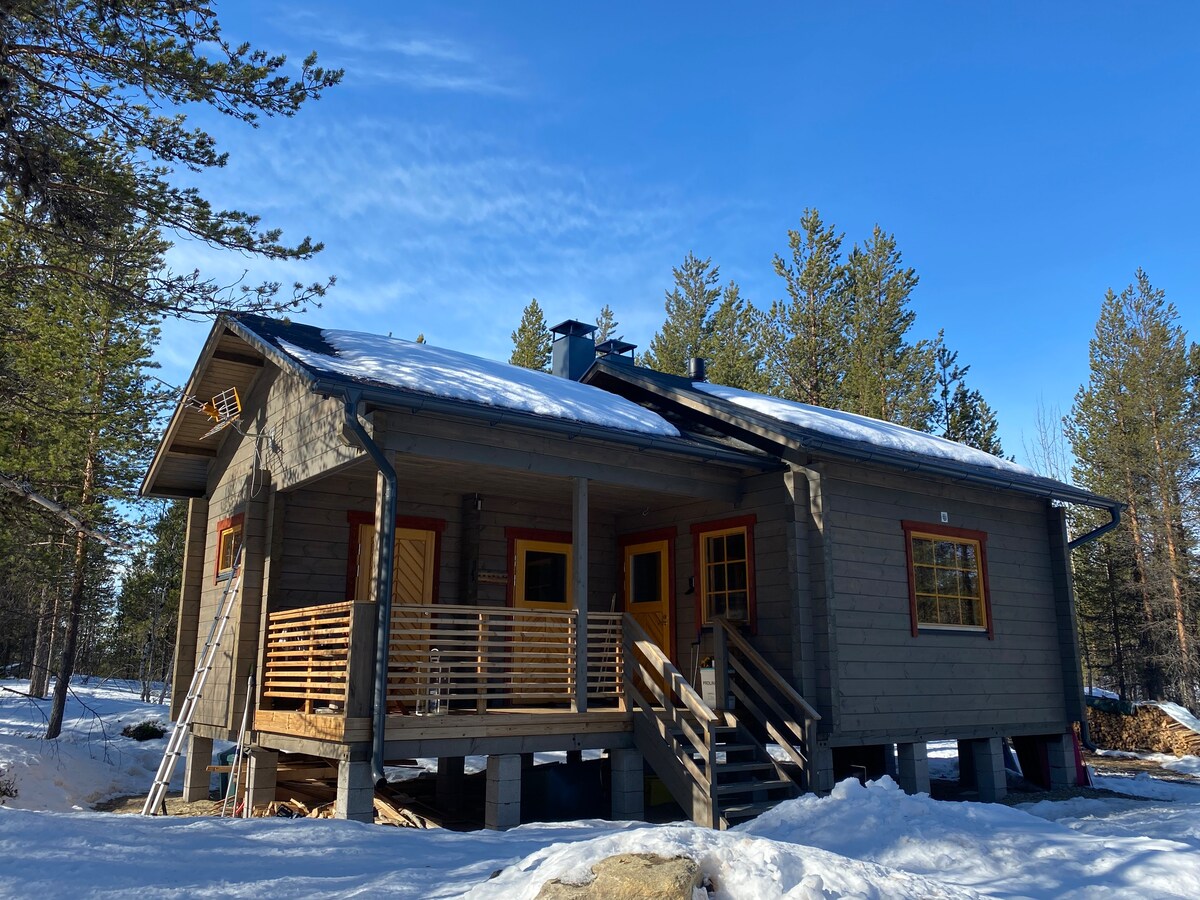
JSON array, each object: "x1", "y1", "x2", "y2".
[{"x1": 140, "y1": 547, "x2": 245, "y2": 816}]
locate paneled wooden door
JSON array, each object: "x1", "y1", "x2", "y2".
[
  {"x1": 623, "y1": 538, "x2": 673, "y2": 659},
  {"x1": 353, "y1": 524, "x2": 436, "y2": 604}
]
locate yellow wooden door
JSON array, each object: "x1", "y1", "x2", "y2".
[
  {"x1": 624, "y1": 539, "x2": 671, "y2": 655},
  {"x1": 353, "y1": 524, "x2": 436, "y2": 604},
  {"x1": 511, "y1": 538, "x2": 573, "y2": 704},
  {"x1": 355, "y1": 523, "x2": 438, "y2": 713}
]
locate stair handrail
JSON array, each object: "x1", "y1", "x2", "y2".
[
  {"x1": 714, "y1": 617, "x2": 821, "y2": 787},
  {"x1": 623, "y1": 613, "x2": 719, "y2": 728},
  {"x1": 715, "y1": 618, "x2": 821, "y2": 723}
]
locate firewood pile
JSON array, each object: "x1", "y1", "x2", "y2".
[{"x1": 1087, "y1": 702, "x2": 1200, "y2": 756}]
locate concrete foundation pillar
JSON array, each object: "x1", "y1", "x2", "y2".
[
  {"x1": 246, "y1": 747, "x2": 278, "y2": 813},
  {"x1": 436, "y1": 756, "x2": 465, "y2": 808},
  {"x1": 183, "y1": 733, "x2": 214, "y2": 802},
  {"x1": 896, "y1": 742, "x2": 930, "y2": 795},
  {"x1": 485, "y1": 754, "x2": 522, "y2": 830},
  {"x1": 336, "y1": 748, "x2": 375, "y2": 822},
  {"x1": 1044, "y1": 733, "x2": 1077, "y2": 789},
  {"x1": 964, "y1": 737, "x2": 1006, "y2": 802},
  {"x1": 609, "y1": 749, "x2": 644, "y2": 821}
]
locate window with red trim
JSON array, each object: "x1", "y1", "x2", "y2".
[
  {"x1": 691, "y1": 515, "x2": 756, "y2": 628},
  {"x1": 214, "y1": 513, "x2": 244, "y2": 582},
  {"x1": 902, "y1": 520, "x2": 993, "y2": 638}
]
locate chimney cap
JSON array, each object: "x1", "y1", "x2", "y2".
[
  {"x1": 549, "y1": 319, "x2": 597, "y2": 339},
  {"x1": 596, "y1": 338, "x2": 637, "y2": 357},
  {"x1": 688, "y1": 357, "x2": 707, "y2": 382}
]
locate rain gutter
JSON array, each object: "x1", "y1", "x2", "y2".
[{"x1": 341, "y1": 390, "x2": 396, "y2": 788}]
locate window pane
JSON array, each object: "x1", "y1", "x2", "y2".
[
  {"x1": 707, "y1": 535, "x2": 725, "y2": 563},
  {"x1": 725, "y1": 531, "x2": 746, "y2": 560},
  {"x1": 915, "y1": 566, "x2": 936, "y2": 594},
  {"x1": 917, "y1": 597, "x2": 938, "y2": 623},
  {"x1": 727, "y1": 561, "x2": 747, "y2": 590},
  {"x1": 525, "y1": 550, "x2": 567, "y2": 604},
  {"x1": 710, "y1": 564, "x2": 727, "y2": 593},
  {"x1": 937, "y1": 568, "x2": 960, "y2": 595},
  {"x1": 961, "y1": 570, "x2": 978, "y2": 598},
  {"x1": 630, "y1": 551, "x2": 660, "y2": 604},
  {"x1": 912, "y1": 538, "x2": 934, "y2": 565},
  {"x1": 961, "y1": 598, "x2": 980, "y2": 626},
  {"x1": 935, "y1": 541, "x2": 956, "y2": 566},
  {"x1": 726, "y1": 591, "x2": 748, "y2": 622},
  {"x1": 939, "y1": 598, "x2": 962, "y2": 625},
  {"x1": 960, "y1": 543, "x2": 977, "y2": 567}
]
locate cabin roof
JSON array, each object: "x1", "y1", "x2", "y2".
[
  {"x1": 140, "y1": 315, "x2": 774, "y2": 498},
  {"x1": 583, "y1": 359, "x2": 1117, "y2": 511}
]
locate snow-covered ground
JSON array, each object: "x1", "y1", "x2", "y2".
[{"x1": 4, "y1": 679, "x2": 1200, "y2": 898}]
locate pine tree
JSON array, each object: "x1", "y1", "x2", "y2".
[
  {"x1": 841, "y1": 226, "x2": 935, "y2": 428},
  {"x1": 932, "y1": 336, "x2": 1005, "y2": 456},
  {"x1": 510, "y1": 298, "x2": 552, "y2": 371},
  {"x1": 0, "y1": 1, "x2": 341, "y2": 319},
  {"x1": 1067, "y1": 270, "x2": 1200, "y2": 704},
  {"x1": 642, "y1": 253, "x2": 722, "y2": 376},
  {"x1": 595, "y1": 305, "x2": 620, "y2": 344},
  {"x1": 764, "y1": 209, "x2": 849, "y2": 407},
  {"x1": 706, "y1": 282, "x2": 767, "y2": 391}
]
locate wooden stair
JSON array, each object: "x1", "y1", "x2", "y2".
[{"x1": 623, "y1": 615, "x2": 821, "y2": 830}]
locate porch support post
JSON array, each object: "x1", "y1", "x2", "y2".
[
  {"x1": 572, "y1": 476, "x2": 589, "y2": 713},
  {"x1": 610, "y1": 748, "x2": 644, "y2": 821},
  {"x1": 485, "y1": 754, "x2": 522, "y2": 830},
  {"x1": 436, "y1": 756, "x2": 465, "y2": 808},
  {"x1": 896, "y1": 741, "x2": 930, "y2": 795},
  {"x1": 183, "y1": 732, "x2": 213, "y2": 802},
  {"x1": 246, "y1": 746, "x2": 278, "y2": 813}
]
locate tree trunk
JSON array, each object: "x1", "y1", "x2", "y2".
[
  {"x1": 46, "y1": 526, "x2": 89, "y2": 738},
  {"x1": 28, "y1": 582, "x2": 55, "y2": 698}
]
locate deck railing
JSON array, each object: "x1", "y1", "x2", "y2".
[
  {"x1": 388, "y1": 604, "x2": 624, "y2": 714},
  {"x1": 262, "y1": 601, "x2": 353, "y2": 713},
  {"x1": 261, "y1": 602, "x2": 624, "y2": 718}
]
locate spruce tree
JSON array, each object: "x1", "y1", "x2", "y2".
[
  {"x1": 706, "y1": 281, "x2": 768, "y2": 391},
  {"x1": 642, "y1": 252, "x2": 722, "y2": 376},
  {"x1": 932, "y1": 337, "x2": 1005, "y2": 456},
  {"x1": 841, "y1": 226, "x2": 935, "y2": 428},
  {"x1": 510, "y1": 298, "x2": 552, "y2": 371},
  {"x1": 764, "y1": 209, "x2": 849, "y2": 407}
]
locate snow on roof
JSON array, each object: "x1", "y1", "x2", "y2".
[
  {"x1": 695, "y1": 382, "x2": 1032, "y2": 475},
  {"x1": 278, "y1": 329, "x2": 680, "y2": 438}
]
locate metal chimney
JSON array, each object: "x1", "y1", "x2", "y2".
[
  {"x1": 549, "y1": 319, "x2": 598, "y2": 381},
  {"x1": 688, "y1": 357, "x2": 707, "y2": 382},
  {"x1": 595, "y1": 338, "x2": 637, "y2": 366}
]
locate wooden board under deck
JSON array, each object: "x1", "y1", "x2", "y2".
[{"x1": 255, "y1": 709, "x2": 371, "y2": 743}]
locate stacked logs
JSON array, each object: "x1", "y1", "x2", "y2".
[{"x1": 1087, "y1": 703, "x2": 1200, "y2": 756}]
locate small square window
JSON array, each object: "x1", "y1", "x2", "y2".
[{"x1": 214, "y1": 514, "x2": 244, "y2": 582}]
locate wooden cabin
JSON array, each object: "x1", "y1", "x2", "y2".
[{"x1": 142, "y1": 314, "x2": 1118, "y2": 828}]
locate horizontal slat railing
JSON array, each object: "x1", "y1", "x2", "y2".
[
  {"x1": 262, "y1": 602, "x2": 352, "y2": 713},
  {"x1": 388, "y1": 604, "x2": 625, "y2": 714}
]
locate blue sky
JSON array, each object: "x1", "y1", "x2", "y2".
[{"x1": 158, "y1": 2, "x2": 1200, "y2": 469}]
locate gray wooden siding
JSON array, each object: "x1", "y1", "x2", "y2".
[{"x1": 819, "y1": 460, "x2": 1070, "y2": 743}]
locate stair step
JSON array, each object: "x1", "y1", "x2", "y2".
[
  {"x1": 712, "y1": 761, "x2": 776, "y2": 775},
  {"x1": 715, "y1": 779, "x2": 794, "y2": 796},
  {"x1": 719, "y1": 800, "x2": 782, "y2": 822}
]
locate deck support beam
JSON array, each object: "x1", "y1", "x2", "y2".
[
  {"x1": 336, "y1": 745, "x2": 375, "y2": 822},
  {"x1": 609, "y1": 748, "x2": 644, "y2": 821},
  {"x1": 572, "y1": 476, "x2": 589, "y2": 714},
  {"x1": 895, "y1": 741, "x2": 930, "y2": 795},
  {"x1": 485, "y1": 754, "x2": 522, "y2": 829},
  {"x1": 183, "y1": 733, "x2": 213, "y2": 802}
]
